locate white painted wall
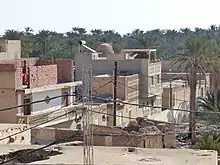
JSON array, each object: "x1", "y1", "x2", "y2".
[
  {"x1": 148, "y1": 101, "x2": 190, "y2": 123},
  {"x1": 17, "y1": 93, "x2": 22, "y2": 115},
  {"x1": 69, "y1": 86, "x2": 75, "y2": 104},
  {"x1": 32, "y1": 89, "x2": 62, "y2": 114}
]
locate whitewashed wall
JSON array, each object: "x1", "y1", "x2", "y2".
[{"x1": 32, "y1": 89, "x2": 62, "y2": 114}]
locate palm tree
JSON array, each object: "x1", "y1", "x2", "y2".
[
  {"x1": 197, "y1": 133, "x2": 220, "y2": 155},
  {"x1": 172, "y1": 36, "x2": 210, "y2": 144},
  {"x1": 3, "y1": 29, "x2": 23, "y2": 40},
  {"x1": 208, "y1": 41, "x2": 220, "y2": 93},
  {"x1": 72, "y1": 27, "x2": 87, "y2": 39},
  {"x1": 35, "y1": 30, "x2": 51, "y2": 56},
  {"x1": 66, "y1": 31, "x2": 77, "y2": 57},
  {"x1": 180, "y1": 28, "x2": 192, "y2": 37},
  {"x1": 197, "y1": 90, "x2": 220, "y2": 124},
  {"x1": 129, "y1": 29, "x2": 157, "y2": 49},
  {"x1": 24, "y1": 27, "x2": 34, "y2": 36},
  {"x1": 91, "y1": 29, "x2": 103, "y2": 36}
]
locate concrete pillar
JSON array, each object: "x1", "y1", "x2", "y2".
[
  {"x1": 107, "y1": 104, "x2": 114, "y2": 127},
  {"x1": 17, "y1": 92, "x2": 23, "y2": 115},
  {"x1": 69, "y1": 87, "x2": 75, "y2": 105}
]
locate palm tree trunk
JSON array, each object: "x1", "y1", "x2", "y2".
[
  {"x1": 189, "y1": 67, "x2": 197, "y2": 145},
  {"x1": 70, "y1": 44, "x2": 73, "y2": 57}
]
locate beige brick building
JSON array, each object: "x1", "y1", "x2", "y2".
[
  {"x1": 92, "y1": 73, "x2": 140, "y2": 126},
  {"x1": 149, "y1": 80, "x2": 208, "y2": 123},
  {"x1": 0, "y1": 40, "x2": 21, "y2": 60},
  {"x1": 75, "y1": 45, "x2": 162, "y2": 126}
]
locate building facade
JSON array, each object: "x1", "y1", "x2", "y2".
[
  {"x1": 149, "y1": 79, "x2": 209, "y2": 123},
  {"x1": 75, "y1": 46, "x2": 162, "y2": 122},
  {"x1": 0, "y1": 40, "x2": 21, "y2": 60},
  {"x1": 92, "y1": 73, "x2": 140, "y2": 126},
  {"x1": 0, "y1": 40, "x2": 81, "y2": 124}
]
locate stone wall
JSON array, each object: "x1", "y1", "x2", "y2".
[{"x1": 31, "y1": 127, "x2": 175, "y2": 148}]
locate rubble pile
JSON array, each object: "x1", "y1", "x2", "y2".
[
  {"x1": 0, "y1": 148, "x2": 62, "y2": 164},
  {"x1": 122, "y1": 117, "x2": 164, "y2": 135},
  {"x1": 92, "y1": 124, "x2": 128, "y2": 134}
]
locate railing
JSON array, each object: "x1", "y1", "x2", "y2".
[{"x1": 17, "y1": 105, "x2": 80, "y2": 125}]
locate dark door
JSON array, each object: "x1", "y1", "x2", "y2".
[
  {"x1": 62, "y1": 92, "x2": 69, "y2": 107},
  {"x1": 23, "y1": 98, "x2": 31, "y2": 115}
]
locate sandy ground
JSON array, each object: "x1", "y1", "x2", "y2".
[{"x1": 0, "y1": 144, "x2": 217, "y2": 165}]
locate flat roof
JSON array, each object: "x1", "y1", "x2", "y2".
[
  {"x1": 0, "y1": 145, "x2": 216, "y2": 165},
  {"x1": 94, "y1": 73, "x2": 138, "y2": 77},
  {"x1": 163, "y1": 72, "x2": 210, "y2": 75},
  {"x1": 23, "y1": 81, "x2": 82, "y2": 94},
  {"x1": 123, "y1": 49, "x2": 156, "y2": 52}
]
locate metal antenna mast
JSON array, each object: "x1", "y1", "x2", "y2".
[{"x1": 82, "y1": 65, "x2": 94, "y2": 165}]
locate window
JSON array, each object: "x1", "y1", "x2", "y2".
[
  {"x1": 23, "y1": 98, "x2": 31, "y2": 115},
  {"x1": 157, "y1": 75, "x2": 160, "y2": 84},
  {"x1": 62, "y1": 92, "x2": 69, "y2": 107},
  {"x1": 151, "y1": 76, "x2": 154, "y2": 85},
  {"x1": 172, "y1": 94, "x2": 175, "y2": 107},
  {"x1": 151, "y1": 99, "x2": 154, "y2": 106},
  {"x1": 201, "y1": 87, "x2": 204, "y2": 97}
]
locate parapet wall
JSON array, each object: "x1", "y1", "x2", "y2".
[
  {"x1": 31, "y1": 127, "x2": 175, "y2": 148},
  {"x1": 29, "y1": 65, "x2": 57, "y2": 88}
]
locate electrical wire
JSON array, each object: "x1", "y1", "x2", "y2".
[
  {"x1": 0, "y1": 81, "x2": 148, "y2": 142},
  {"x1": 0, "y1": 108, "x2": 77, "y2": 142},
  {"x1": 0, "y1": 93, "x2": 76, "y2": 113},
  {"x1": 93, "y1": 80, "x2": 113, "y2": 92},
  {"x1": 90, "y1": 95, "x2": 220, "y2": 114},
  {"x1": 2, "y1": 126, "x2": 220, "y2": 164},
  {"x1": 117, "y1": 65, "x2": 188, "y2": 82},
  {"x1": 117, "y1": 81, "x2": 189, "y2": 103},
  {"x1": 0, "y1": 83, "x2": 214, "y2": 144},
  {"x1": 0, "y1": 133, "x2": 79, "y2": 164}
]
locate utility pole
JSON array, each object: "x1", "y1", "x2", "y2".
[
  {"x1": 82, "y1": 65, "x2": 94, "y2": 165},
  {"x1": 169, "y1": 79, "x2": 172, "y2": 108},
  {"x1": 113, "y1": 62, "x2": 118, "y2": 126}
]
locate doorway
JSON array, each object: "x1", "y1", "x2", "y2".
[
  {"x1": 62, "y1": 92, "x2": 69, "y2": 107},
  {"x1": 23, "y1": 98, "x2": 31, "y2": 115}
]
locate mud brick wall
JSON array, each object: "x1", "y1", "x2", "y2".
[
  {"x1": 31, "y1": 128, "x2": 175, "y2": 148},
  {"x1": 164, "y1": 134, "x2": 176, "y2": 148},
  {"x1": 36, "y1": 60, "x2": 73, "y2": 83},
  {"x1": 29, "y1": 65, "x2": 57, "y2": 88},
  {"x1": 112, "y1": 135, "x2": 143, "y2": 147}
]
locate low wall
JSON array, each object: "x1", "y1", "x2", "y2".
[
  {"x1": 31, "y1": 127, "x2": 176, "y2": 148},
  {"x1": 0, "y1": 124, "x2": 30, "y2": 145}
]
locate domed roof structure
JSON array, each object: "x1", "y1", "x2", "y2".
[{"x1": 96, "y1": 43, "x2": 114, "y2": 54}]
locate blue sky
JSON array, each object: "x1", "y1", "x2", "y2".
[{"x1": 1, "y1": 0, "x2": 220, "y2": 35}]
